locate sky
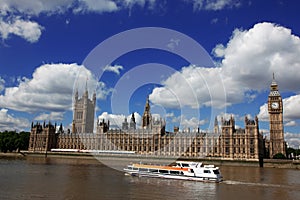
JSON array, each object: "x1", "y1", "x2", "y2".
[{"x1": 0, "y1": 0, "x2": 300, "y2": 148}]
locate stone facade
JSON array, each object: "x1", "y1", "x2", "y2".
[
  {"x1": 72, "y1": 86, "x2": 96, "y2": 134},
  {"x1": 28, "y1": 77, "x2": 286, "y2": 161},
  {"x1": 28, "y1": 122, "x2": 60, "y2": 152},
  {"x1": 29, "y1": 95, "x2": 265, "y2": 161},
  {"x1": 268, "y1": 74, "x2": 286, "y2": 157}
]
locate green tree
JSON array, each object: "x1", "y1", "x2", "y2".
[
  {"x1": 273, "y1": 153, "x2": 286, "y2": 159},
  {"x1": 18, "y1": 132, "x2": 30, "y2": 150},
  {"x1": 0, "y1": 131, "x2": 30, "y2": 152}
]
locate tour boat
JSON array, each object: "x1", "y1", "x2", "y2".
[{"x1": 124, "y1": 161, "x2": 222, "y2": 182}]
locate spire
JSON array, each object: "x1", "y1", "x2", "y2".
[
  {"x1": 131, "y1": 112, "x2": 136, "y2": 123},
  {"x1": 271, "y1": 72, "x2": 278, "y2": 88},
  {"x1": 75, "y1": 88, "x2": 79, "y2": 100},
  {"x1": 269, "y1": 73, "x2": 280, "y2": 96},
  {"x1": 85, "y1": 77, "x2": 88, "y2": 91},
  {"x1": 142, "y1": 96, "x2": 152, "y2": 128},
  {"x1": 214, "y1": 116, "x2": 218, "y2": 127},
  {"x1": 145, "y1": 95, "x2": 150, "y2": 112},
  {"x1": 93, "y1": 90, "x2": 96, "y2": 104},
  {"x1": 84, "y1": 77, "x2": 89, "y2": 98}
]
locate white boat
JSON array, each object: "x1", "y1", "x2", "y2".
[{"x1": 124, "y1": 161, "x2": 223, "y2": 182}]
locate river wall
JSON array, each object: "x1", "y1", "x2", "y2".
[{"x1": 1, "y1": 152, "x2": 299, "y2": 169}]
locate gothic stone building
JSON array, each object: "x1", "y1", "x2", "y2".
[
  {"x1": 29, "y1": 76, "x2": 285, "y2": 160},
  {"x1": 72, "y1": 87, "x2": 96, "y2": 134},
  {"x1": 28, "y1": 122, "x2": 61, "y2": 152},
  {"x1": 267, "y1": 75, "x2": 286, "y2": 157}
]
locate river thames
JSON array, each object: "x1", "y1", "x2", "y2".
[{"x1": 0, "y1": 156, "x2": 299, "y2": 200}]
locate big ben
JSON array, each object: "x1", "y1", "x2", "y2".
[{"x1": 268, "y1": 74, "x2": 286, "y2": 158}]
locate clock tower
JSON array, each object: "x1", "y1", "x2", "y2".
[{"x1": 268, "y1": 74, "x2": 285, "y2": 158}]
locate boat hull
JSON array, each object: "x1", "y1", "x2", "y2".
[{"x1": 124, "y1": 169, "x2": 222, "y2": 183}]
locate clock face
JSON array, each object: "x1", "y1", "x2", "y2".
[{"x1": 271, "y1": 102, "x2": 279, "y2": 109}]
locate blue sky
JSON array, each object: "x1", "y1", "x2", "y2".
[{"x1": 0, "y1": 0, "x2": 300, "y2": 148}]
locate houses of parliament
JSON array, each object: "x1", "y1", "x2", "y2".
[{"x1": 28, "y1": 76, "x2": 286, "y2": 160}]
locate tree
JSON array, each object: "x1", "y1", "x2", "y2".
[
  {"x1": 273, "y1": 153, "x2": 286, "y2": 159},
  {"x1": 0, "y1": 131, "x2": 30, "y2": 152}
]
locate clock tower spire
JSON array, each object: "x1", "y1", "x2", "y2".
[{"x1": 268, "y1": 73, "x2": 286, "y2": 158}]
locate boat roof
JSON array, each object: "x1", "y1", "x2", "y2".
[
  {"x1": 131, "y1": 164, "x2": 189, "y2": 171},
  {"x1": 176, "y1": 161, "x2": 202, "y2": 165}
]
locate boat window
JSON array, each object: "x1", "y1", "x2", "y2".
[
  {"x1": 159, "y1": 170, "x2": 169, "y2": 174},
  {"x1": 190, "y1": 169, "x2": 194, "y2": 173},
  {"x1": 170, "y1": 170, "x2": 180, "y2": 175},
  {"x1": 150, "y1": 169, "x2": 159, "y2": 173},
  {"x1": 204, "y1": 170, "x2": 211, "y2": 173},
  {"x1": 182, "y1": 163, "x2": 190, "y2": 167},
  {"x1": 133, "y1": 168, "x2": 139, "y2": 171},
  {"x1": 140, "y1": 168, "x2": 148, "y2": 172},
  {"x1": 213, "y1": 170, "x2": 220, "y2": 174}
]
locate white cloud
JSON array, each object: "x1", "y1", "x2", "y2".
[
  {"x1": 0, "y1": 77, "x2": 5, "y2": 92},
  {"x1": 188, "y1": 0, "x2": 241, "y2": 11},
  {"x1": 0, "y1": 0, "x2": 159, "y2": 42},
  {"x1": 214, "y1": 22, "x2": 300, "y2": 92},
  {"x1": 216, "y1": 112, "x2": 237, "y2": 122},
  {"x1": 285, "y1": 121, "x2": 297, "y2": 127},
  {"x1": 103, "y1": 65, "x2": 124, "y2": 75},
  {"x1": 0, "y1": 108, "x2": 29, "y2": 131},
  {"x1": 150, "y1": 65, "x2": 227, "y2": 109},
  {"x1": 0, "y1": 63, "x2": 110, "y2": 113},
  {"x1": 285, "y1": 132, "x2": 300, "y2": 149},
  {"x1": 0, "y1": 0, "x2": 73, "y2": 16},
  {"x1": 0, "y1": 17, "x2": 43, "y2": 43},
  {"x1": 258, "y1": 94, "x2": 300, "y2": 122},
  {"x1": 34, "y1": 112, "x2": 65, "y2": 121},
  {"x1": 0, "y1": 0, "x2": 158, "y2": 15},
  {"x1": 74, "y1": 0, "x2": 118, "y2": 13},
  {"x1": 121, "y1": 0, "x2": 157, "y2": 9},
  {"x1": 170, "y1": 115, "x2": 207, "y2": 130},
  {"x1": 210, "y1": 18, "x2": 218, "y2": 24},
  {"x1": 98, "y1": 112, "x2": 141, "y2": 129},
  {"x1": 151, "y1": 22, "x2": 300, "y2": 111}
]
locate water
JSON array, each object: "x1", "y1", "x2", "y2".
[{"x1": 0, "y1": 156, "x2": 299, "y2": 200}]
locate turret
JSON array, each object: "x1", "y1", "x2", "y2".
[
  {"x1": 93, "y1": 91, "x2": 96, "y2": 104},
  {"x1": 214, "y1": 117, "x2": 219, "y2": 134},
  {"x1": 130, "y1": 112, "x2": 136, "y2": 130},
  {"x1": 75, "y1": 89, "x2": 79, "y2": 101}
]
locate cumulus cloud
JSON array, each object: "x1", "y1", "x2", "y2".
[
  {"x1": 34, "y1": 112, "x2": 65, "y2": 121},
  {"x1": 0, "y1": 17, "x2": 43, "y2": 43},
  {"x1": 74, "y1": 0, "x2": 118, "y2": 13},
  {"x1": 285, "y1": 132, "x2": 300, "y2": 149},
  {"x1": 151, "y1": 22, "x2": 300, "y2": 112},
  {"x1": 215, "y1": 22, "x2": 300, "y2": 92},
  {"x1": 0, "y1": 77, "x2": 5, "y2": 92},
  {"x1": 0, "y1": 0, "x2": 158, "y2": 15},
  {"x1": 0, "y1": 0, "x2": 159, "y2": 42},
  {"x1": 0, "y1": 63, "x2": 110, "y2": 113},
  {"x1": 98, "y1": 112, "x2": 141, "y2": 129},
  {"x1": 0, "y1": 0, "x2": 73, "y2": 16},
  {"x1": 121, "y1": 0, "x2": 157, "y2": 12},
  {"x1": 188, "y1": 0, "x2": 241, "y2": 11},
  {"x1": 103, "y1": 65, "x2": 124, "y2": 75},
  {"x1": 285, "y1": 121, "x2": 297, "y2": 127},
  {"x1": 0, "y1": 108, "x2": 29, "y2": 131},
  {"x1": 258, "y1": 94, "x2": 300, "y2": 122},
  {"x1": 180, "y1": 116, "x2": 207, "y2": 129},
  {"x1": 150, "y1": 65, "x2": 227, "y2": 109}
]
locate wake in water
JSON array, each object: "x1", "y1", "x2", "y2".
[{"x1": 223, "y1": 180, "x2": 299, "y2": 190}]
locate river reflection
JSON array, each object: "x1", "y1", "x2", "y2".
[{"x1": 0, "y1": 157, "x2": 299, "y2": 200}]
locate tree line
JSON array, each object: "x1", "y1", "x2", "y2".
[{"x1": 0, "y1": 131, "x2": 30, "y2": 153}]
